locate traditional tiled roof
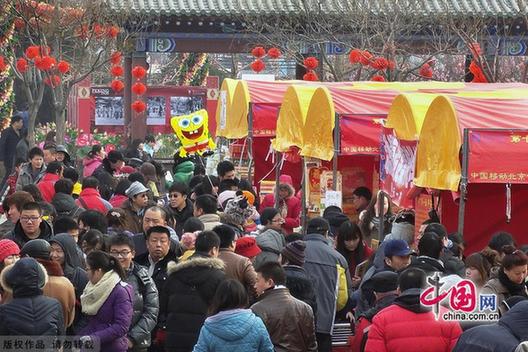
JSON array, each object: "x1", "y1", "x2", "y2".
[{"x1": 107, "y1": 0, "x2": 527, "y2": 18}]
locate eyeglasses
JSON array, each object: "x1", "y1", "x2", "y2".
[
  {"x1": 169, "y1": 194, "x2": 181, "y2": 198},
  {"x1": 110, "y1": 250, "x2": 132, "y2": 257},
  {"x1": 20, "y1": 216, "x2": 40, "y2": 223}
]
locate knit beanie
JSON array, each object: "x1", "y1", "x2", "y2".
[
  {"x1": 281, "y1": 240, "x2": 306, "y2": 266},
  {"x1": 0, "y1": 239, "x2": 20, "y2": 263}
]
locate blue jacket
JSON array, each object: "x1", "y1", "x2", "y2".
[{"x1": 193, "y1": 309, "x2": 273, "y2": 352}]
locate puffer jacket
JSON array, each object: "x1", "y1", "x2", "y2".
[
  {"x1": 453, "y1": 300, "x2": 528, "y2": 352},
  {"x1": 92, "y1": 159, "x2": 118, "y2": 200},
  {"x1": 37, "y1": 173, "x2": 61, "y2": 202},
  {"x1": 159, "y1": 254, "x2": 226, "y2": 352},
  {"x1": 4, "y1": 219, "x2": 54, "y2": 248},
  {"x1": 364, "y1": 289, "x2": 462, "y2": 352},
  {"x1": 83, "y1": 156, "x2": 103, "y2": 178},
  {"x1": 76, "y1": 187, "x2": 112, "y2": 215},
  {"x1": 251, "y1": 287, "x2": 317, "y2": 352},
  {"x1": 193, "y1": 309, "x2": 274, "y2": 352},
  {"x1": 124, "y1": 263, "x2": 159, "y2": 350},
  {"x1": 52, "y1": 192, "x2": 84, "y2": 218},
  {"x1": 0, "y1": 258, "x2": 64, "y2": 336},
  {"x1": 254, "y1": 228, "x2": 286, "y2": 270},
  {"x1": 15, "y1": 163, "x2": 46, "y2": 191}
]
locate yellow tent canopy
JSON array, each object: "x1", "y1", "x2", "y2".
[{"x1": 215, "y1": 78, "x2": 240, "y2": 138}]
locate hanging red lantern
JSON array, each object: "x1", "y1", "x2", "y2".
[
  {"x1": 93, "y1": 23, "x2": 105, "y2": 38},
  {"x1": 25, "y1": 46, "x2": 40, "y2": 60},
  {"x1": 111, "y1": 65, "x2": 124, "y2": 76},
  {"x1": 303, "y1": 57, "x2": 319, "y2": 70},
  {"x1": 359, "y1": 51, "x2": 373, "y2": 66},
  {"x1": 14, "y1": 18, "x2": 25, "y2": 30},
  {"x1": 110, "y1": 80, "x2": 124, "y2": 93},
  {"x1": 303, "y1": 70, "x2": 318, "y2": 81},
  {"x1": 250, "y1": 59, "x2": 265, "y2": 73},
  {"x1": 0, "y1": 56, "x2": 7, "y2": 72},
  {"x1": 16, "y1": 58, "x2": 29, "y2": 73},
  {"x1": 35, "y1": 56, "x2": 56, "y2": 71},
  {"x1": 419, "y1": 63, "x2": 433, "y2": 79},
  {"x1": 131, "y1": 65, "x2": 147, "y2": 79},
  {"x1": 57, "y1": 60, "x2": 70, "y2": 74},
  {"x1": 251, "y1": 46, "x2": 266, "y2": 58},
  {"x1": 110, "y1": 51, "x2": 122, "y2": 65},
  {"x1": 370, "y1": 57, "x2": 389, "y2": 71},
  {"x1": 371, "y1": 74, "x2": 385, "y2": 82},
  {"x1": 131, "y1": 100, "x2": 146, "y2": 113},
  {"x1": 267, "y1": 47, "x2": 281, "y2": 59},
  {"x1": 44, "y1": 75, "x2": 61, "y2": 87},
  {"x1": 132, "y1": 82, "x2": 147, "y2": 95},
  {"x1": 107, "y1": 25, "x2": 120, "y2": 39},
  {"x1": 349, "y1": 49, "x2": 363, "y2": 64}
]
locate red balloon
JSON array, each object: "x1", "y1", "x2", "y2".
[{"x1": 131, "y1": 100, "x2": 146, "y2": 113}]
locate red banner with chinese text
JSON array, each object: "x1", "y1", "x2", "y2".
[
  {"x1": 252, "y1": 104, "x2": 280, "y2": 137},
  {"x1": 468, "y1": 129, "x2": 528, "y2": 184},
  {"x1": 339, "y1": 114, "x2": 384, "y2": 155},
  {"x1": 380, "y1": 127, "x2": 417, "y2": 208}
]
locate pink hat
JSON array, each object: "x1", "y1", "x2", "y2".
[
  {"x1": 0, "y1": 239, "x2": 20, "y2": 263},
  {"x1": 279, "y1": 175, "x2": 293, "y2": 185}
]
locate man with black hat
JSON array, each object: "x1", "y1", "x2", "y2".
[
  {"x1": 304, "y1": 217, "x2": 352, "y2": 352},
  {"x1": 93, "y1": 150, "x2": 125, "y2": 200},
  {"x1": 21, "y1": 239, "x2": 76, "y2": 329},
  {"x1": 350, "y1": 271, "x2": 399, "y2": 352}
]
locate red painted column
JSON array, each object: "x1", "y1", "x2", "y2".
[{"x1": 129, "y1": 55, "x2": 148, "y2": 141}]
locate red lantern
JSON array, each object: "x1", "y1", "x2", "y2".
[
  {"x1": 0, "y1": 56, "x2": 6, "y2": 72},
  {"x1": 44, "y1": 75, "x2": 61, "y2": 87},
  {"x1": 14, "y1": 18, "x2": 25, "y2": 30},
  {"x1": 359, "y1": 51, "x2": 373, "y2": 66},
  {"x1": 267, "y1": 47, "x2": 281, "y2": 59},
  {"x1": 35, "y1": 56, "x2": 56, "y2": 71},
  {"x1": 16, "y1": 58, "x2": 28, "y2": 73},
  {"x1": 132, "y1": 82, "x2": 147, "y2": 95},
  {"x1": 25, "y1": 46, "x2": 40, "y2": 60},
  {"x1": 303, "y1": 57, "x2": 319, "y2": 70},
  {"x1": 372, "y1": 74, "x2": 385, "y2": 82},
  {"x1": 57, "y1": 60, "x2": 70, "y2": 74},
  {"x1": 131, "y1": 66, "x2": 147, "y2": 79},
  {"x1": 250, "y1": 59, "x2": 265, "y2": 73},
  {"x1": 349, "y1": 49, "x2": 363, "y2": 64},
  {"x1": 251, "y1": 46, "x2": 266, "y2": 58},
  {"x1": 370, "y1": 57, "x2": 389, "y2": 71},
  {"x1": 387, "y1": 60, "x2": 396, "y2": 70},
  {"x1": 110, "y1": 80, "x2": 124, "y2": 93},
  {"x1": 107, "y1": 25, "x2": 120, "y2": 39},
  {"x1": 93, "y1": 23, "x2": 105, "y2": 38},
  {"x1": 111, "y1": 65, "x2": 124, "y2": 76},
  {"x1": 131, "y1": 100, "x2": 146, "y2": 113},
  {"x1": 110, "y1": 51, "x2": 122, "y2": 65},
  {"x1": 419, "y1": 63, "x2": 433, "y2": 79},
  {"x1": 303, "y1": 70, "x2": 318, "y2": 81}
]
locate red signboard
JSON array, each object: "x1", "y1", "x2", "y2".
[
  {"x1": 468, "y1": 129, "x2": 528, "y2": 184},
  {"x1": 252, "y1": 104, "x2": 280, "y2": 137},
  {"x1": 339, "y1": 114, "x2": 384, "y2": 155},
  {"x1": 380, "y1": 127, "x2": 417, "y2": 208}
]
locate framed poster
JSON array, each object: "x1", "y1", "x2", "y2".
[
  {"x1": 95, "y1": 96, "x2": 124, "y2": 125},
  {"x1": 170, "y1": 96, "x2": 204, "y2": 116},
  {"x1": 147, "y1": 96, "x2": 166, "y2": 125}
]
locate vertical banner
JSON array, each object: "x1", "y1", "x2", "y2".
[
  {"x1": 468, "y1": 129, "x2": 528, "y2": 184},
  {"x1": 380, "y1": 127, "x2": 417, "y2": 208}
]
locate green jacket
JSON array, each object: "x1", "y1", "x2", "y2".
[{"x1": 168, "y1": 160, "x2": 194, "y2": 187}]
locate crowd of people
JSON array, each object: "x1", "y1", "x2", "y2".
[{"x1": 0, "y1": 114, "x2": 527, "y2": 352}]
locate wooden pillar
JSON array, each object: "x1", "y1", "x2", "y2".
[{"x1": 128, "y1": 54, "x2": 148, "y2": 141}]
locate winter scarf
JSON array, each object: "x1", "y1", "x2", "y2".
[
  {"x1": 499, "y1": 269, "x2": 528, "y2": 297},
  {"x1": 81, "y1": 270, "x2": 121, "y2": 315}
]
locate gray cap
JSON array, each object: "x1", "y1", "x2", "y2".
[{"x1": 125, "y1": 181, "x2": 149, "y2": 198}]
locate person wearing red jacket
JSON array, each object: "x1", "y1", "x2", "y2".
[
  {"x1": 260, "y1": 175, "x2": 300, "y2": 234},
  {"x1": 37, "y1": 161, "x2": 63, "y2": 203},
  {"x1": 365, "y1": 268, "x2": 462, "y2": 352},
  {"x1": 75, "y1": 177, "x2": 112, "y2": 215}
]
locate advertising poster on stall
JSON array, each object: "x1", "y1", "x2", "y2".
[
  {"x1": 320, "y1": 170, "x2": 342, "y2": 210},
  {"x1": 380, "y1": 127, "x2": 417, "y2": 208},
  {"x1": 147, "y1": 96, "x2": 166, "y2": 125},
  {"x1": 305, "y1": 160, "x2": 325, "y2": 215}
]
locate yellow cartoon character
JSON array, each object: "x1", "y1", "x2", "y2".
[{"x1": 170, "y1": 109, "x2": 216, "y2": 157}]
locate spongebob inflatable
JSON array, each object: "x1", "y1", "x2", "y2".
[{"x1": 170, "y1": 109, "x2": 216, "y2": 157}]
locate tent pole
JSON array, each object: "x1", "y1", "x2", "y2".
[
  {"x1": 274, "y1": 151, "x2": 281, "y2": 209},
  {"x1": 247, "y1": 102, "x2": 254, "y2": 184},
  {"x1": 378, "y1": 191, "x2": 385, "y2": 243},
  {"x1": 332, "y1": 113, "x2": 340, "y2": 191},
  {"x1": 301, "y1": 157, "x2": 307, "y2": 234},
  {"x1": 458, "y1": 129, "x2": 470, "y2": 238}
]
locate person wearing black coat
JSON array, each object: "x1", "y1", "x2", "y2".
[
  {"x1": 0, "y1": 115, "x2": 23, "y2": 192},
  {"x1": 158, "y1": 232, "x2": 226, "y2": 352},
  {"x1": 0, "y1": 257, "x2": 64, "y2": 336},
  {"x1": 135, "y1": 246, "x2": 179, "y2": 294},
  {"x1": 92, "y1": 151, "x2": 125, "y2": 200}
]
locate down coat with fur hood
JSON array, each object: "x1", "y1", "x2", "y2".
[
  {"x1": 159, "y1": 253, "x2": 225, "y2": 352},
  {"x1": 0, "y1": 258, "x2": 64, "y2": 336}
]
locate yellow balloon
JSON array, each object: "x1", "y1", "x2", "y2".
[{"x1": 170, "y1": 109, "x2": 216, "y2": 157}]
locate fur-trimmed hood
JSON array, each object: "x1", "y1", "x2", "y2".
[
  {"x1": 167, "y1": 255, "x2": 225, "y2": 276},
  {"x1": 0, "y1": 257, "x2": 49, "y2": 297}
]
